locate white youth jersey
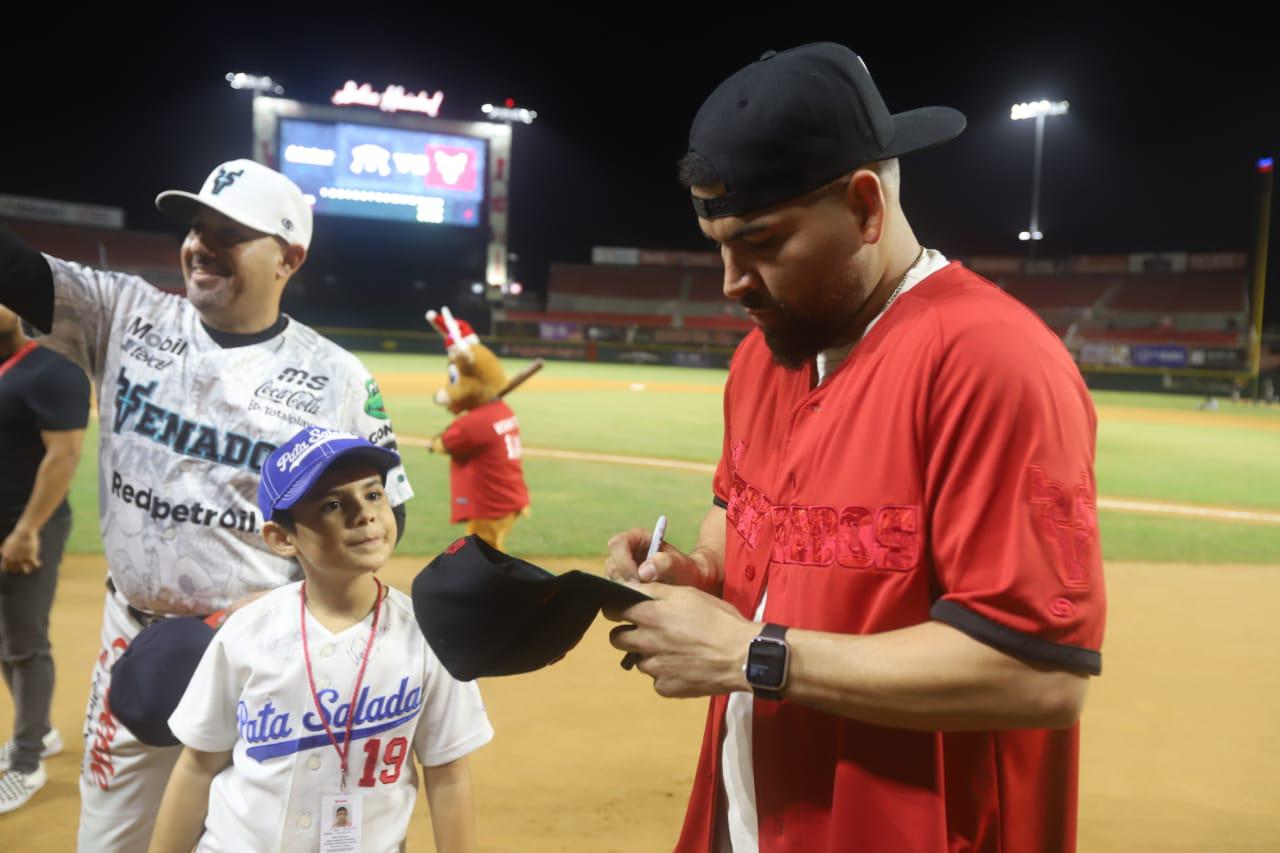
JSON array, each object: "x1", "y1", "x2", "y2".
[
  {"x1": 169, "y1": 582, "x2": 493, "y2": 853},
  {"x1": 38, "y1": 257, "x2": 414, "y2": 614}
]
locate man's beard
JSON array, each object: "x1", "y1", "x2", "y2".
[
  {"x1": 185, "y1": 277, "x2": 235, "y2": 314},
  {"x1": 758, "y1": 305, "x2": 853, "y2": 370}
]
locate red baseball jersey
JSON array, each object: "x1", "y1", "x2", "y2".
[
  {"x1": 678, "y1": 262, "x2": 1105, "y2": 853},
  {"x1": 440, "y1": 400, "x2": 529, "y2": 523}
]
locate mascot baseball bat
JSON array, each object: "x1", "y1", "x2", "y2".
[{"x1": 499, "y1": 359, "x2": 544, "y2": 398}]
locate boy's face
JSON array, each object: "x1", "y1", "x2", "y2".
[{"x1": 266, "y1": 460, "x2": 395, "y2": 576}]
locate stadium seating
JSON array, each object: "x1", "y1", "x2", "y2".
[
  {"x1": 997, "y1": 275, "x2": 1114, "y2": 310},
  {"x1": 503, "y1": 309, "x2": 673, "y2": 328},
  {"x1": 1074, "y1": 327, "x2": 1243, "y2": 346},
  {"x1": 989, "y1": 268, "x2": 1248, "y2": 349},
  {"x1": 497, "y1": 253, "x2": 1252, "y2": 358},
  {"x1": 2, "y1": 218, "x2": 183, "y2": 291},
  {"x1": 1107, "y1": 275, "x2": 1246, "y2": 313}
]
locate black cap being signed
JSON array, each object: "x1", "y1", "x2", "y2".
[{"x1": 412, "y1": 536, "x2": 648, "y2": 681}]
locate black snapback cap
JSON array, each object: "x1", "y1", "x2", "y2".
[
  {"x1": 412, "y1": 536, "x2": 649, "y2": 681},
  {"x1": 688, "y1": 42, "x2": 966, "y2": 219}
]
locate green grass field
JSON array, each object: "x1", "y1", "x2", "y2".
[{"x1": 65, "y1": 355, "x2": 1280, "y2": 564}]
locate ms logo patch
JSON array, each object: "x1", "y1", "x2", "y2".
[
  {"x1": 211, "y1": 168, "x2": 244, "y2": 195},
  {"x1": 364, "y1": 379, "x2": 388, "y2": 420},
  {"x1": 1027, "y1": 466, "x2": 1099, "y2": 589}
]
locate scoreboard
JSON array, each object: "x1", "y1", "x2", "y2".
[
  {"x1": 278, "y1": 118, "x2": 487, "y2": 228},
  {"x1": 253, "y1": 93, "x2": 514, "y2": 286}
]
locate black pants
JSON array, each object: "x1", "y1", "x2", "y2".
[{"x1": 0, "y1": 512, "x2": 72, "y2": 773}]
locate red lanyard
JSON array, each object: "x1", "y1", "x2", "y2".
[
  {"x1": 0, "y1": 341, "x2": 39, "y2": 382},
  {"x1": 300, "y1": 577, "x2": 383, "y2": 790}
]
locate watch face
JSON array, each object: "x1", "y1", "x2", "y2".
[{"x1": 746, "y1": 638, "x2": 788, "y2": 690}]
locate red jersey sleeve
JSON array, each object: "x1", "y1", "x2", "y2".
[
  {"x1": 925, "y1": 319, "x2": 1105, "y2": 675},
  {"x1": 441, "y1": 410, "x2": 484, "y2": 460}
]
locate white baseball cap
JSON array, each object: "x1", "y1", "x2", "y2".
[{"x1": 155, "y1": 159, "x2": 313, "y2": 250}]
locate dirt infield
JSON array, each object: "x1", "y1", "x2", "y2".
[{"x1": 1, "y1": 555, "x2": 1277, "y2": 850}]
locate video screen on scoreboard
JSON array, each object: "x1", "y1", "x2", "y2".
[{"x1": 278, "y1": 118, "x2": 486, "y2": 228}]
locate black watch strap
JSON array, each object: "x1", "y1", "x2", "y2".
[
  {"x1": 748, "y1": 622, "x2": 790, "y2": 701},
  {"x1": 759, "y1": 623, "x2": 787, "y2": 642}
]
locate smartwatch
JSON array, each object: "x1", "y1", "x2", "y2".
[{"x1": 744, "y1": 623, "x2": 789, "y2": 701}]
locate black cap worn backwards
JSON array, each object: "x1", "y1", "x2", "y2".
[{"x1": 688, "y1": 42, "x2": 967, "y2": 219}]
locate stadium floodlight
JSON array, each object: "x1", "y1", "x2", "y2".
[
  {"x1": 1011, "y1": 99, "x2": 1069, "y2": 246},
  {"x1": 226, "y1": 72, "x2": 284, "y2": 95},
  {"x1": 1010, "y1": 100, "x2": 1069, "y2": 121},
  {"x1": 481, "y1": 102, "x2": 538, "y2": 125}
]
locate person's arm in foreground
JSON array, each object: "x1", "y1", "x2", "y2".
[
  {"x1": 148, "y1": 746, "x2": 232, "y2": 853},
  {"x1": 607, "y1": 579, "x2": 1088, "y2": 731},
  {"x1": 0, "y1": 428, "x2": 84, "y2": 573},
  {"x1": 605, "y1": 505, "x2": 1087, "y2": 731},
  {"x1": 423, "y1": 756, "x2": 476, "y2": 853}
]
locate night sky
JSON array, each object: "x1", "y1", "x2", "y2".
[{"x1": 8, "y1": 14, "x2": 1280, "y2": 319}]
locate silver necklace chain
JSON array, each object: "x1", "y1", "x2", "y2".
[
  {"x1": 816, "y1": 247, "x2": 929, "y2": 382},
  {"x1": 879, "y1": 246, "x2": 925, "y2": 319}
]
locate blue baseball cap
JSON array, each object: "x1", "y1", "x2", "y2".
[{"x1": 258, "y1": 426, "x2": 401, "y2": 521}]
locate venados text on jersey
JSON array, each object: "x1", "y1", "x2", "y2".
[
  {"x1": 727, "y1": 473, "x2": 921, "y2": 571},
  {"x1": 111, "y1": 471, "x2": 258, "y2": 533},
  {"x1": 114, "y1": 367, "x2": 277, "y2": 472}
]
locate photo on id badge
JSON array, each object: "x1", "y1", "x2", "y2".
[{"x1": 321, "y1": 792, "x2": 362, "y2": 851}]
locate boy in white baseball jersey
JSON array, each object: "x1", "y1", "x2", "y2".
[{"x1": 150, "y1": 428, "x2": 491, "y2": 852}]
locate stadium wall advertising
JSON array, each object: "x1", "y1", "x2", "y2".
[{"x1": 1076, "y1": 342, "x2": 1249, "y2": 372}]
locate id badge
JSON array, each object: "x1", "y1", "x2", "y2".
[{"x1": 320, "y1": 792, "x2": 363, "y2": 852}]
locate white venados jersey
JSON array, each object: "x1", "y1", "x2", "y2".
[
  {"x1": 38, "y1": 257, "x2": 414, "y2": 614},
  {"x1": 169, "y1": 583, "x2": 493, "y2": 853}
]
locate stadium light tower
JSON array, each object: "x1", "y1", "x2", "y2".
[
  {"x1": 226, "y1": 72, "x2": 284, "y2": 96},
  {"x1": 1011, "y1": 99, "x2": 1069, "y2": 243},
  {"x1": 1248, "y1": 157, "x2": 1273, "y2": 393},
  {"x1": 481, "y1": 98, "x2": 538, "y2": 125}
]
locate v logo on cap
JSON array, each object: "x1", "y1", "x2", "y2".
[
  {"x1": 155, "y1": 159, "x2": 314, "y2": 250},
  {"x1": 211, "y1": 168, "x2": 244, "y2": 195}
]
